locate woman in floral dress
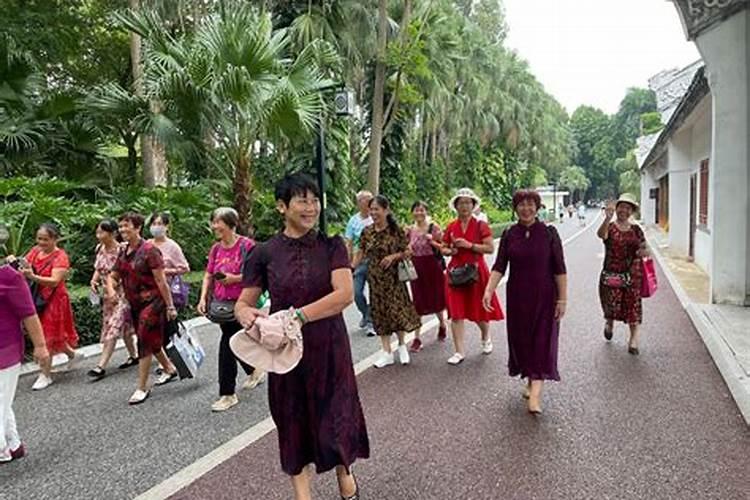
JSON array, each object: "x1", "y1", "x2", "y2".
[
  {"x1": 597, "y1": 194, "x2": 649, "y2": 355},
  {"x1": 87, "y1": 220, "x2": 138, "y2": 381},
  {"x1": 107, "y1": 212, "x2": 179, "y2": 405},
  {"x1": 235, "y1": 173, "x2": 368, "y2": 500},
  {"x1": 356, "y1": 195, "x2": 422, "y2": 369}
]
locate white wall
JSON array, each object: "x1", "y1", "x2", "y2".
[
  {"x1": 641, "y1": 169, "x2": 658, "y2": 225},
  {"x1": 691, "y1": 98, "x2": 713, "y2": 274},
  {"x1": 667, "y1": 128, "x2": 692, "y2": 255}
]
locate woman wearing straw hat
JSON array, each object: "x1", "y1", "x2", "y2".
[
  {"x1": 597, "y1": 193, "x2": 649, "y2": 355},
  {"x1": 442, "y1": 188, "x2": 504, "y2": 365},
  {"x1": 234, "y1": 173, "x2": 368, "y2": 500}
]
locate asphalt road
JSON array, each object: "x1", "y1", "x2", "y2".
[{"x1": 1, "y1": 213, "x2": 597, "y2": 500}]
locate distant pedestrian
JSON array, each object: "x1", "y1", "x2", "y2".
[
  {"x1": 538, "y1": 204, "x2": 548, "y2": 222},
  {"x1": 107, "y1": 212, "x2": 179, "y2": 405},
  {"x1": 345, "y1": 190, "x2": 375, "y2": 336},
  {"x1": 0, "y1": 255, "x2": 50, "y2": 463},
  {"x1": 356, "y1": 195, "x2": 422, "y2": 368},
  {"x1": 484, "y1": 190, "x2": 568, "y2": 415},
  {"x1": 18, "y1": 223, "x2": 79, "y2": 391},
  {"x1": 234, "y1": 173, "x2": 368, "y2": 500},
  {"x1": 473, "y1": 205, "x2": 489, "y2": 224},
  {"x1": 577, "y1": 203, "x2": 586, "y2": 226},
  {"x1": 405, "y1": 201, "x2": 448, "y2": 351},
  {"x1": 443, "y1": 188, "x2": 503, "y2": 365},
  {"x1": 87, "y1": 220, "x2": 138, "y2": 381},
  {"x1": 597, "y1": 194, "x2": 649, "y2": 355},
  {"x1": 558, "y1": 202, "x2": 565, "y2": 224},
  {"x1": 197, "y1": 207, "x2": 264, "y2": 413}
]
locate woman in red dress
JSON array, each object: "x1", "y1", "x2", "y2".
[
  {"x1": 442, "y1": 188, "x2": 504, "y2": 365},
  {"x1": 597, "y1": 194, "x2": 648, "y2": 355},
  {"x1": 21, "y1": 223, "x2": 78, "y2": 391},
  {"x1": 107, "y1": 212, "x2": 179, "y2": 405}
]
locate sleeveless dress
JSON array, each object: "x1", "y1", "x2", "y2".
[
  {"x1": 443, "y1": 218, "x2": 504, "y2": 322},
  {"x1": 406, "y1": 224, "x2": 447, "y2": 315},
  {"x1": 25, "y1": 247, "x2": 78, "y2": 354}
]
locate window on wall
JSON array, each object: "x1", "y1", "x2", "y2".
[{"x1": 699, "y1": 159, "x2": 709, "y2": 226}]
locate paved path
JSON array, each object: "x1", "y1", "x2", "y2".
[
  {"x1": 173, "y1": 217, "x2": 749, "y2": 500},
  {"x1": 1, "y1": 214, "x2": 601, "y2": 499}
]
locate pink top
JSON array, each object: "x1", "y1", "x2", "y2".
[
  {"x1": 207, "y1": 236, "x2": 254, "y2": 301},
  {"x1": 0, "y1": 265, "x2": 36, "y2": 369},
  {"x1": 407, "y1": 223, "x2": 443, "y2": 257},
  {"x1": 150, "y1": 238, "x2": 190, "y2": 276}
]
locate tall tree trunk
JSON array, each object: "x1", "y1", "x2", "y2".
[
  {"x1": 130, "y1": 0, "x2": 167, "y2": 188},
  {"x1": 366, "y1": 0, "x2": 388, "y2": 195},
  {"x1": 233, "y1": 152, "x2": 254, "y2": 236}
]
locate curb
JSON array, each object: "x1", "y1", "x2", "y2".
[
  {"x1": 646, "y1": 231, "x2": 750, "y2": 425},
  {"x1": 20, "y1": 316, "x2": 213, "y2": 378}
]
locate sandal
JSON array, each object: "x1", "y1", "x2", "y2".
[
  {"x1": 87, "y1": 366, "x2": 106, "y2": 381},
  {"x1": 128, "y1": 389, "x2": 150, "y2": 405},
  {"x1": 118, "y1": 357, "x2": 138, "y2": 370},
  {"x1": 339, "y1": 471, "x2": 359, "y2": 500}
]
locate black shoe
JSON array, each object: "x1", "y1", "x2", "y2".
[
  {"x1": 118, "y1": 357, "x2": 138, "y2": 370},
  {"x1": 628, "y1": 346, "x2": 640, "y2": 356},
  {"x1": 603, "y1": 327, "x2": 613, "y2": 341},
  {"x1": 87, "y1": 366, "x2": 106, "y2": 381}
]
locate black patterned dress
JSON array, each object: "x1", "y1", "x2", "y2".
[
  {"x1": 599, "y1": 224, "x2": 645, "y2": 325},
  {"x1": 360, "y1": 225, "x2": 422, "y2": 336},
  {"x1": 242, "y1": 231, "x2": 370, "y2": 476}
]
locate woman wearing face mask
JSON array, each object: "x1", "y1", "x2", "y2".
[
  {"x1": 354, "y1": 195, "x2": 421, "y2": 368},
  {"x1": 147, "y1": 213, "x2": 190, "y2": 296},
  {"x1": 483, "y1": 190, "x2": 568, "y2": 415},
  {"x1": 597, "y1": 194, "x2": 648, "y2": 355},
  {"x1": 235, "y1": 173, "x2": 368, "y2": 500},
  {"x1": 19, "y1": 223, "x2": 79, "y2": 391},
  {"x1": 87, "y1": 220, "x2": 138, "y2": 381}
]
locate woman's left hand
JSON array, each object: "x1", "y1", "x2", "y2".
[
  {"x1": 453, "y1": 238, "x2": 472, "y2": 249},
  {"x1": 380, "y1": 255, "x2": 396, "y2": 269},
  {"x1": 219, "y1": 273, "x2": 242, "y2": 285},
  {"x1": 166, "y1": 307, "x2": 178, "y2": 321},
  {"x1": 555, "y1": 302, "x2": 567, "y2": 321},
  {"x1": 21, "y1": 268, "x2": 34, "y2": 280}
]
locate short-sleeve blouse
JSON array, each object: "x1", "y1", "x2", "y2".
[
  {"x1": 407, "y1": 223, "x2": 443, "y2": 257},
  {"x1": 115, "y1": 240, "x2": 165, "y2": 308}
]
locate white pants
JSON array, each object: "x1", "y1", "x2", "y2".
[{"x1": 0, "y1": 363, "x2": 21, "y2": 456}]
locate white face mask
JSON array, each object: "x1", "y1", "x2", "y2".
[{"x1": 149, "y1": 226, "x2": 167, "y2": 238}]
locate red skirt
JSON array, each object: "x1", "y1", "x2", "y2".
[
  {"x1": 40, "y1": 288, "x2": 79, "y2": 354},
  {"x1": 445, "y1": 260, "x2": 504, "y2": 322},
  {"x1": 410, "y1": 255, "x2": 447, "y2": 315}
]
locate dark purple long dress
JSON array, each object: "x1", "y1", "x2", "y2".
[
  {"x1": 242, "y1": 231, "x2": 370, "y2": 476},
  {"x1": 492, "y1": 221, "x2": 566, "y2": 381}
]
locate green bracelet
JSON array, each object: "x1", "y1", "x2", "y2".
[{"x1": 295, "y1": 308, "x2": 308, "y2": 325}]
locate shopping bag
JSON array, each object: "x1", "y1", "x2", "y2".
[
  {"x1": 165, "y1": 321, "x2": 205, "y2": 379},
  {"x1": 641, "y1": 258, "x2": 658, "y2": 298}
]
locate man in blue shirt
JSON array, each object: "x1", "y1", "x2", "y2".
[{"x1": 344, "y1": 190, "x2": 375, "y2": 336}]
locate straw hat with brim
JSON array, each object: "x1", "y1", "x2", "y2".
[
  {"x1": 230, "y1": 308, "x2": 303, "y2": 375},
  {"x1": 449, "y1": 188, "x2": 481, "y2": 212},
  {"x1": 615, "y1": 193, "x2": 639, "y2": 211}
]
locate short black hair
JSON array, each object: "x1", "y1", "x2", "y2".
[
  {"x1": 38, "y1": 223, "x2": 61, "y2": 239},
  {"x1": 118, "y1": 212, "x2": 145, "y2": 230},
  {"x1": 148, "y1": 212, "x2": 171, "y2": 226},
  {"x1": 411, "y1": 200, "x2": 429, "y2": 212},
  {"x1": 98, "y1": 219, "x2": 119, "y2": 234},
  {"x1": 274, "y1": 172, "x2": 320, "y2": 206}
]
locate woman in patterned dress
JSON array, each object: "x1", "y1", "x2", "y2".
[
  {"x1": 20, "y1": 223, "x2": 79, "y2": 391},
  {"x1": 87, "y1": 220, "x2": 138, "y2": 381},
  {"x1": 405, "y1": 201, "x2": 448, "y2": 352},
  {"x1": 106, "y1": 212, "x2": 179, "y2": 405},
  {"x1": 355, "y1": 195, "x2": 422, "y2": 368},
  {"x1": 597, "y1": 194, "x2": 649, "y2": 355},
  {"x1": 235, "y1": 173, "x2": 368, "y2": 500}
]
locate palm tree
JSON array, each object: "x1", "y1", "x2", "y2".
[{"x1": 116, "y1": 2, "x2": 334, "y2": 230}]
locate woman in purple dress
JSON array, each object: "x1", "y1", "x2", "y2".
[
  {"x1": 483, "y1": 190, "x2": 568, "y2": 415},
  {"x1": 235, "y1": 173, "x2": 368, "y2": 500}
]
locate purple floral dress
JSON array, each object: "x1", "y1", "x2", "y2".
[{"x1": 94, "y1": 245, "x2": 134, "y2": 343}]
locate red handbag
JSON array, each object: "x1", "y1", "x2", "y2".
[{"x1": 641, "y1": 258, "x2": 658, "y2": 298}]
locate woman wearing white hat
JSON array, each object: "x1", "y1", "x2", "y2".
[
  {"x1": 597, "y1": 193, "x2": 649, "y2": 355},
  {"x1": 442, "y1": 188, "x2": 504, "y2": 365}
]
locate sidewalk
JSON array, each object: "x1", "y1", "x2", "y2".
[{"x1": 645, "y1": 225, "x2": 750, "y2": 424}]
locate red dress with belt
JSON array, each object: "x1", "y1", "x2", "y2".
[{"x1": 443, "y1": 218, "x2": 504, "y2": 322}]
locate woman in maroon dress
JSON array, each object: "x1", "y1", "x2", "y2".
[
  {"x1": 597, "y1": 194, "x2": 648, "y2": 355},
  {"x1": 235, "y1": 173, "x2": 368, "y2": 500},
  {"x1": 484, "y1": 190, "x2": 568, "y2": 415},
  {"x1": 106, "y1": 212, "x2": 179, "y2": 405},
  {"x1": 406, "y1": 201, "x2": 447, "y2": 352},
  {"x1": 443, "y1": 188, "x2": 503, "y2": 365}
]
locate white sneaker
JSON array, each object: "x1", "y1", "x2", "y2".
[
  {"x1": 481, "y1": 340, "x2": 494, "y2": 355},
  {"x1": 241, "y1": 371, "x2": 267, "y2": 390},
  {"x1": 397, "y1": 345, "x2": 410, "y2": 365},
  {"x1": 447, "y1": 353, "x2": 465, "y2": 365},
  {"x1": 373, "y1": 350, "x2": 394, "y2": 368},
  {"x1": 211, "y1": 394, "x2": 239, "y2": 412},
  {"x1": 32, "y1": 374, "x2": 53, "y2": 391}
]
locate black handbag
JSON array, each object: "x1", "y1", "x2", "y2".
[
  {"x1": 28, "y1": 253, "x2": 59, "y2": 314},
  {"x1": 448, "y1": 263, "x2": 479, "y2": 287},
  {"x1": 207, "y1": 299, "x2": 237, "y2": 323}
]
